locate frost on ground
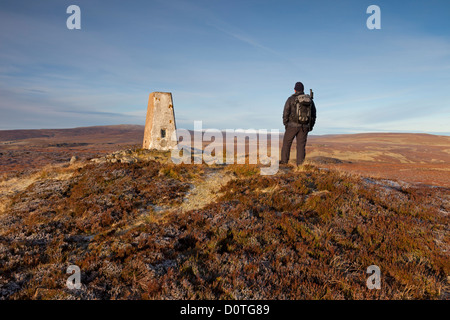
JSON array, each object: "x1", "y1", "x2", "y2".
[{"x1": 0, "y1": 149, "x2": 448, "y2": 300}]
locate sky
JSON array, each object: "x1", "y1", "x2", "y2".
[{"x1": 0, "y1": 0, "x2": 449, "y2": 135}]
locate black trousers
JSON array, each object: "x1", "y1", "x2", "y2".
[{"x1": 281, "y1": 126, "x2": 309, "y2": 165}]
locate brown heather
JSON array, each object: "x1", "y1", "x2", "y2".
[{"x1": 0, "y1": 155, "x2": 448, "y2": 300}]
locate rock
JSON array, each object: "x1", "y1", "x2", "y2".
[
  {"x1": 120, "y1": 157, "x2": 137, "y2": 164},
  {"x1": 69, "y1": 155, "x2": 79, "y2": 164},
  {"x1": 119, "y1": 150, "x2": 132, "y2": 156},
  {"x1": 91, "y1": 158, "x2": 107, "y2": 164}
]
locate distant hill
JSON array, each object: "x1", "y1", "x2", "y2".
[
  {"x1": 1, "y1": 125, "x2": 449, "y2": 186},
  {"x1": 0, "y1": 125, "x2": 145, "y2": 143}
]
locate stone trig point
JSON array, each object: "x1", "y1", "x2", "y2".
[{"x1": 143, "y1": 92, "x2": 177, "y2": 150}]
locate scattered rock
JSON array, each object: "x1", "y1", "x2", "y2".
[
  {"x1": 88, "y1": 149, "x2": 172, "y2": 165},
  {"x1": 120, "y1": 157, "x2": 137, "y2": 164},
  {"x1": 90, "y1": 158, "x2": 107, "y2": 164},
  {"x1": 69, "y1": 155, "x2": 79, "y2": 164}
]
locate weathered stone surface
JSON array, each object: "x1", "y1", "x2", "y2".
[
  {"x1": 143, "y1": 92, "x2": 177, "y2": 151},
  {"x1": 90, "y1": 158, "x2": 106, "y2": 164},
  {"x1": 120, "y1": 157, "x2": 136, "y2": 164},
  {"x1": 69, "y1": 155, "x2": 79, "y2": 164},
  {"x1": 88, "y1": 148, "x2": 175, "y2": 165}
]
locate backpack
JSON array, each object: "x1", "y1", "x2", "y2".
[{"x1": 295, "y1": 94, "x2": 312, "y2": 125}]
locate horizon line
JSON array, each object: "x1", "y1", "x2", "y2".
[{"x1": 0, "y1": 124, "x2": 449, "y2": 137}]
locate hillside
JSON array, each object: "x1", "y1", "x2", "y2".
[
  {"x1": 306, "y1": 133, "x2": 450, "y2": 187},
  {"x1": 0, "y1": 125, "x2": 144, "y2": 174},
  {"x1": 0, "y1": 125, "x2": 145, "y2": 143},
  {"x1": 1, "y1": 126, "x2": 449, "y2": 187},
  {"x1": 0, "y1": 148, "x2": 448, "y2": 299}
]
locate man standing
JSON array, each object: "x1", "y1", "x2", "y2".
[{"x1": 280, "y1": 82, "x2": 317, "y2": 166}]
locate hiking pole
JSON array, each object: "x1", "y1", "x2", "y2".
[{"x1": 310, "y1": 89, "x2": 314, "y2": 99}]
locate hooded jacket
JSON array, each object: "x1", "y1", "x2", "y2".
[{"x1": 283, "y1": 91, "x2": 317, "y2": 131}]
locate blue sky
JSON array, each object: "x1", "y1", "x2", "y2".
[{"x1": 0, "y1": 0, "x2": 449, "y2": 135}]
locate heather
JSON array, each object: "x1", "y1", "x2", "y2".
[{"x1": 0, "y1": 154, "x2": 448, "y2": 299}]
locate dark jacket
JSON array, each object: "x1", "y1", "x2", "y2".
[{"x1": 283, "y1": 91, "x2": 317, "y2": 131}]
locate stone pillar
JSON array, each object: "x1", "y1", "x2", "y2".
[{"x1": 143, "y1": 92, "x2": 177, "y2": 150}]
